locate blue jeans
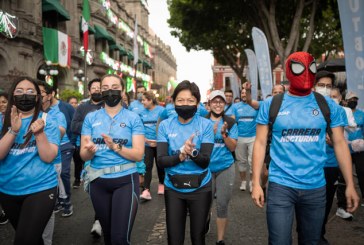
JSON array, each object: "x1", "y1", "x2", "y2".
[
  {"x1": 266, "y1": 182, "x2": 326, "y2": 245},
  {"x1": 60, "y1": 142, "x2": 75, "y2": 200}
]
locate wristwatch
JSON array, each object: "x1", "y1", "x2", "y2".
[
  {"x1": 114, "y1": 143, "x2": 123, "y2": 152},
  {"x1": 191, "y1": 149, "x2": 199, "y2": 158}
]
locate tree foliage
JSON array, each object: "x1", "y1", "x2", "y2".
[
  {"x1": 167, "y1": 0, "x2": 342, "y2": 81},
  {"x1": 59, "y1": 89, "x2": 83, "y2": 102}
]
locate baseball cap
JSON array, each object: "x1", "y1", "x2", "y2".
[
  {"x1": 209, "y1": 90, "x2": 226, "y2": 102},
  {"x1": 345, "y1": 91, "x2": 359, "y2": 100},
  {"x1": 315, "y1": 70, "x2": 335, "y2": 83}
]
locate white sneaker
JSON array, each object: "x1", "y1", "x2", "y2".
[
  {"x1": 336, "y1": 208, "x2": 353, "y2": 220},
  {"x1": 140, "y1": 189, "x2": 152, "y2": 200},
  {"x1": 249, "y1": 181, "x2": 252, "y2": 193},
  {"x1": 239, "y1": 181, "x2": 247, "y2": 191},
  {"x1": 91, "y1": 220, "x2": 102, "y2": 237}
]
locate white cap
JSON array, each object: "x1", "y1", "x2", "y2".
[
  {"x1": 346, "y1": 91, "x2": 359, "y2": 100},
  {"x1": 209, "y1": 90, "x2": 226, "y2": 102}
]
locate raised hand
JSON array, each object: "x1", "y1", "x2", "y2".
[
  {"x1": 101, "y1": 133, "x2": 115, "y2": 150},
  {"x1": 30, "y1": 119, "x2": 45, "y2": 136},
  {"x1": 221, "y1": 121, "x2": 228, "y2": 136},
  {"x1": 245, "y1": 81, "x2": 252, "y2": 90},
  {"x1": 84, "y1": 138, "x2": 97, "y2": 153},
  {"x1": 184, "y1": 134, "x2": 196, "y2": 156},
  {"x1": 10, "y1": 106, "x2": 22, "y2": 132}
]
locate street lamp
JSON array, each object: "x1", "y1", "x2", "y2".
[
  {"x1": 73, "y1": 69, "x2": 86, "y2": 96},
  {"x1": 38, "y1": 61, "x2": 59, "y2": 86}
]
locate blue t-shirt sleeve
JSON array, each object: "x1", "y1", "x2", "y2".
[
  {"x1": 44, "y1": 117, "x2": 61, "y2": 146},
  {"x1": 160, "y1": 108, "x2": 168, "y2": 119},
  {"x1": 81, "y1": 113, "x2": 92, "y2": 136},
  {"x1": 229, "y1": 123, "x2": 238, "y2": 140},
  {"x1": 131, "y1": 114, "x2": 145, "y2": 135},
  {"x1": 202, "y1": 120, "x2": 214, "y2": 144},
  {"x1": 157, "y1": 121, "x2": 168, "y2": 143},
  {"x1": 256, "y1": 99, "x2": 271, "y2": 125},
  {"x1": 159, "y1": 108, "x2": 168, "y2": 121}
]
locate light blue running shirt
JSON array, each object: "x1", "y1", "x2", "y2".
[
  {"x1": 325, "y1": 106, "x2": 348, "y2": 168},
  {"x1": 140, "y1": 105, "x2": 167, "y2": 142},
  {"x1": 50, "y1": 101, "x2": 70, "y2": 145},
  {"x1": 157, "y1": 115, "x2": 214, "y2": 193},
  {"x1": 129, "y1": 100, "x2": 144, "y2": 116},
  {"x1": 233, "y1": 102, "x2": 260, "y2": 137},
  {"x1": 82, "y1": 108, "x2": 145, "y2": 178},
  {"x1": 256, "y1": 93, "x2": 345, "y2": 189},
  {"x1": 224, "y1": 104, "x2": 234, "y2": 117},
  {"x1": 209, "y1": 118, "x2": 238, "y2": 173},
  {"x1": 47, "y1": 106, "x2": 67, "y2": 164},
  {"x1": 162, "y1": 103, "x2": 177, "y2": 119},
  {"x1": 0, "y1": 112, "x2": 60, "y2": 195}
]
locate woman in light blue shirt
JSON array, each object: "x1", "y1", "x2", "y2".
[
  {"x1": 0, "y1": 77, "x2": 60, "y2": 245},
  {"x1": 157, "y1": 80, "x2": 214, "y2": 244},
  {"x1": 81, "y1": 74, "x2": 145, "y2": 245}
]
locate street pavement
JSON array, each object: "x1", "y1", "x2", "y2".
[{"x1": 1, "y1": 165, "x2": 364, "y2": 245}]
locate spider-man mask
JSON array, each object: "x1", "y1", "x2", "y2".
[{"x1": 286, "y1": 52, "x2": 317, "y2": 96}]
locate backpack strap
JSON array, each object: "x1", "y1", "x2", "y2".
[
  {"x1": 223, "y1": 115, "x2": 236, "y2": 131},
  {"x1": 267, "y1": 93, "x2": 284, "y2": 145},
  {"x1": 224, "y1": 104, "x2": 233, "y2": 113},
  {"x1": 313, "y1": 91, "x2": 332, "y2": 139},
  {"x1": 268, "y1": 93, "x2": 284, "y2": 132}
]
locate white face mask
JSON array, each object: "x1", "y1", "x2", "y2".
[
  {"x1": 315, "y1": 86, "x2": 331, "y2": 97},
  {"x1": 332, "y1": 98, "x2": 340, "y2": 105}
]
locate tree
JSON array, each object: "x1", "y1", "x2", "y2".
[
  {"x1": 59, "y1": 89, "x2": 83, "y2": 102},
  {"x1": 167, "y1": 0, "x2": 342, "y2": 80}
]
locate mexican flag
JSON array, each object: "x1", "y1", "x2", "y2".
[
  {"x1": 42, "y1": 27, "x2": 71, "y2": 67},
  {"x1": 82, "y1": 0, "x2": 90, "y2": 52}
]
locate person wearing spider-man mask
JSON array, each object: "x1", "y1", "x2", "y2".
[{"x1": 250, "y1": 52, "x2": 359, "y2": 245}]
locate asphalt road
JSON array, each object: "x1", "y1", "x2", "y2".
[{"x1": 1, "y1": 165, "x2": 364, "y2": 245}]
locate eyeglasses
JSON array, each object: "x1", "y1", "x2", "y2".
[
  {"x1": 316, "y1": 83, "x2": 332, "y2": 89},
  {"x1": 14, "y1": 88, "x2": 37, "y2": 95},
  {"x1": 211, "y1": 100, "x2": 225, "y2": 105}
]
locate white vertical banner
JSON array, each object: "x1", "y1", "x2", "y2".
[
  {"x1": 252, "y1": 27, "x2": 273, "y2": 99},
  {"x1": 337, "y1": 0, "x2": 364, "y2": 109},
  {"x1": 244, "y1": 49, "x2": 258, "y2": 100},
  {"x1": 133, "y1": 17, "x2": 139, "y2": 66}
]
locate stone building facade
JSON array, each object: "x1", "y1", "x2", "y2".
[{"x1": 0, "y1": 0, "x2": 176, "y2": 98}]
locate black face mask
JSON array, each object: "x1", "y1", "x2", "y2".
[
  {"x1": 14, "y1": 94, "x2": 37, "y2": 112},
  {"x1": 347, "y1": 100, "x2": 358, "y2": 109},
  {"x1": 175, "y1": 105, "x2": 197, "y2": 120},
  {"x1": 102, "y1": 90, "x2": 122, "y2": 107},
  {"x1": 211, "y1": 110, "x2": 223, "y2": 118},
  {"x1": 91, "y1": 93, "x2": 103, "y2": 102}
]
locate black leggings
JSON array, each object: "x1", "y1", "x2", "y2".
[
  {"x1": 165, "y1": 184, "x2": 212, "y2": 245},
  {"x1": 73, "y1": 146, "x2": 84, "y2": 181},
  {"x1": 0, "y1": 187, "x2": 57, "y2": 245},
  {"x1": 144, "y1": 146, "x2": 165, "y2": 189},
  {"x1": 90, "y1": 173, "x2": 139, "y2": 245}
]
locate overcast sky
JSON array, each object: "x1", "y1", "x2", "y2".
[{"x1": 148, "y1": 1, "x2": 213, "y2": 102}]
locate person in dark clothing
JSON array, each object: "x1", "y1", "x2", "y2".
[{"x1": 71, "y1": 78, "x2": 104, "y2": 236}]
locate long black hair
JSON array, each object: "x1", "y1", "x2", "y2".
[{"x1": 1, "y1": 77, "x2": 42, "y2": 147}]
